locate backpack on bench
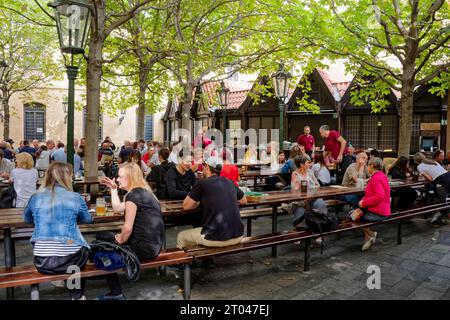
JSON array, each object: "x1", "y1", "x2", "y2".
[{"x1": 304, "y1": 202, "x2": 338, "y2": 254}]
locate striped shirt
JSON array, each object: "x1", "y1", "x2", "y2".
[{"x1": 33, "y1": 241, "x2": 81, "y2": 257}]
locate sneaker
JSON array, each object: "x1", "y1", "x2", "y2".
[
  {"x1": 51, "y1": 280, "x2": 65, "y2": 288},
  {"x1": 72, "y1": 295, "x2": 86, "y2": 300},
  {"x1": 362, "y1": 233, "x2": 376, "y2": 251},
  {"x1": 97, "y1": 293, "x2": 126, "y2": 300},
  {"x1": 430, "y1": 212, "x2": 442, "y2": 224}
]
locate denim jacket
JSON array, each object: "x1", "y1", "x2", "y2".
[{"x1": 24, "y1": 185, "x2": 93, "y2": 248}]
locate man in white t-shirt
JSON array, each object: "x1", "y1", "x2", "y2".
[{"x1": 415, "y1": 152, "x2": 450, "y2": 226}]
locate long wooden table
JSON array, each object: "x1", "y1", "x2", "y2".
[{"x1": 0, "y1": 178, "x2": 428, "y2": 298}]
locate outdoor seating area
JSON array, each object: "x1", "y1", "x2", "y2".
[{"x1": 0, "y1": 0, "x2": 449, "y2": 306}]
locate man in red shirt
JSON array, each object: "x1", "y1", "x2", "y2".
[
  {"x1": 319, "y1": 125, "x2": 352, "y2": 184},
  {"x1": 296, "y1": 126, "x2": 315, "y2": 157}
]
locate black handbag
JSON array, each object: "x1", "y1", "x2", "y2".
[
  {"x1": 89, "y1": 240, "x2": 141, "y2": 282},
  {"x1": 0, "y1": 185, "x2": 16, "y2": 208}
]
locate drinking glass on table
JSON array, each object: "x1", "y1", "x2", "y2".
[{"x1": 96, "y1": 197, "x2": 106, "y2": 216}]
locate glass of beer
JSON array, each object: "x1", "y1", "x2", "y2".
[
  {"x1": 300, "y1": 180, "x2": 308, "y2": 193},
  {"x1": 96, "y1": 197, "x2": 106, "y2": 216}
]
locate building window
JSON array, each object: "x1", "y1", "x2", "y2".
[
  {"x1": 83, "y1": 108, "x2": 103, "y2": 141},
  {"x1": 144, "y1": 115, "x2": 153, "y2": 141},
  {"x1": 24, "y1": 103, "x2": 46, "y2": 141}
]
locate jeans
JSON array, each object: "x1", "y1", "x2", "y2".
[
  {"x1": 341, "y1": 194, "x2": 362, "y2": 209},
  {"x1": 34, "y1": 247, "x2": 90, "y2": 300},
  {"x1": 361, "y1": 210, "x2": 387, "y2": 222},
  {"x1": 292, "y1": 198, "x2": 327, "y2": 225}
]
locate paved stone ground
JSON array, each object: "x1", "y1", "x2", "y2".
[{"x1": 1, "y1": 214, "x2": 449, "y2": 300}]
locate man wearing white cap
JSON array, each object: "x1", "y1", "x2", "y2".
[{"x1": 177, "y1": 157, "x2": 247, "y2": 249}]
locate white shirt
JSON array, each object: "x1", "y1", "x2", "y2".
[
  {"x1": 0, "y1": 158, "x2": 14, "y2": 175},
  {"x1": 168, "y1": 151, "x2": 179, "y2": 164},
  {"x1": 417, "y1": 162, "x2": 447, "y2": 181},
  {"x1": 11, "y1": 168, "x2": 38, "y2": 207},
  {"x1": 35, "y1": 150, "x2": 51, "y2": 171},
  {"x1": 312, "y1": 163, "x2": 331, "y2": 184}
]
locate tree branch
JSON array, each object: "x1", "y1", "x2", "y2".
[
  {"x1": 0, "y1": 5, "x2": 55, "y2": 27},
  {"x1": 416, "y1": 62, "x2": 450, "y2": 85},
  {"x1": 105, "y1": 0, "x2": 154, "y2": 36}
]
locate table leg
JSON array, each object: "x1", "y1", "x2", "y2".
[
  {"x1": 4, "y1": 228, "x2": 15, "y2": 299},
  {"x1": 271, "y1": 205, "x2": 278, "y2": 257}
]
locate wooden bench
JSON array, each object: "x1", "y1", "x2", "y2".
[
  {"x1": 185, "y1": 202, "x2": 450, "y2": 273},
  {"x1": 0, "y1": 248, "x2": 193, "y2": 300},
  {"x1": 239, "y1": 199, "x2": 346, "y2": 236}
]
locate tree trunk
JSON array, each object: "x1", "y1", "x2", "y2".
[
  {"x1": 446, "y1": 88, "x2": 450, "y2": 152},
  {"x1": 1, "y1": 88, "x2": 9, "y2": 140},
  {"x1": 136, "y1": 68, "x2": 147, "y2": 140},
  {"x1": 84, "y1": 4, "x2": 105, "y2": 180},
  {"x1": 180, "y1": 87, "x2": 193, "y2": 141},
  {"x1": 397, "y1": 68, "x2": 416, "y2": 158}
]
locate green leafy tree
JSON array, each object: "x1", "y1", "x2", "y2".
[
  {"x1": 0, "y1": 0, "x2": 60, "y2": 140},
  {"x1": 301, "y1": 0, "x2": 449, "y2": 156}
]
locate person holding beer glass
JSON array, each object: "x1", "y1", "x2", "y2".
[{"x1": 99, "y1": 163, "x2": 165, "y2": 299}]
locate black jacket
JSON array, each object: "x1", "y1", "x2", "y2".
[{"x1": 147, "y1": 161, "x2": 175, "y2": 200}]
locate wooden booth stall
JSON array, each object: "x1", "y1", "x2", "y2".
[
  {"x1": 286, "y1": 69, "x2": 342, "y2": 148},
  {"x1": 340, "y1": 75, "x2": 400, "y2": 153}
]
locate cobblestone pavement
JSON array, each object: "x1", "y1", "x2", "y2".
[{"x1": 1, "y1": 214, "x2": 449, "y2": 300}]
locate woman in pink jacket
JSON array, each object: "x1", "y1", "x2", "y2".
[{"x1": 351, "y1": 157, "x2": 391, "y2": 251}]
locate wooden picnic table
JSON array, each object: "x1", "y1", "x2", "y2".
[
  {"x1": 0, "y1": 207, "x2": 123, "y2": 288},
  {"x1": 0, "y1": 178, "x2": 428, "y2": 278}
]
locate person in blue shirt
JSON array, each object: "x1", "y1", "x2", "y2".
[
  {"x1": 51, "y1": 142, "x2": 66, "y2": 162},
  {"x1": 18, "y1": 140, "x2": 36, "y2": 159},
  {"x1": 24, "y1": 162, "x2": 93, "y2": 300},
  {"x1": 51, "y1": 141, "x2": 83, "y2": 175}
]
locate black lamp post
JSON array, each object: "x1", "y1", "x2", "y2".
[
  {"x1": 48, "y1": 0, "x2": 93, "y2": 168},
  {"x1": 271, "y1": 63, "x2": 292, "y2": 149},
  {"x1": 216, "y1": 81, "x2": 230, "y2": 136}
]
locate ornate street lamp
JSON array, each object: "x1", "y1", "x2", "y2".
[
  {"x1": 271, "y1": 63, "x2": 292, "y2": 149},
  {"x1": 48, "y1": 0, "x2": 93, "y2": 168},
  {"x1": 216, "y1": 81, "x2": 230, "y2": 135}
]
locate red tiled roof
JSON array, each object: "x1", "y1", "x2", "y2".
[
  {"x1": 200, "y1": 80, "x2": 252, "y2": 110},
  {"x1": 333, "y1": 81, "x2": 351, "y2": 98},
  {"x1": 317, "y1": 69, "x2": 335, "y2": 96}
]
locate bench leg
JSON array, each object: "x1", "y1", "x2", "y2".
[
  {"x1": 30, "y1": 284, "x2": 40, "y2": 300},
  {"x1": 183, "y1": 264, "x2": 191, "y2": 300},
  {"x1": 4, "y1": 228, "x2": 15, "y2": 300},
  {"x1": 397, "y1": 220, "x2": 402, "y2": 245},
  {"x1": 304, "y1": 239, "x2": 311, "y2": 272},
  {"x1": 271, "y1": 205, "x2": 278, "y2": 258},
  {"x1": 246, "y1": 218, "x2": 252, "y2": 237}
]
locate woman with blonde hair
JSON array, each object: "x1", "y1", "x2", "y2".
[
  {"x1": 100, "y1": 163, "x2": 165, "y2": 300},
  {"x1": 11, "y1": 152, "x2": 38, "y2": 207},
  {"x1": 24, "y1": 162, "x2": 93, "y2": 300}
]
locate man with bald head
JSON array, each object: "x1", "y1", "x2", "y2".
[{"x1": 46, "y1": 139, "x2": 56, "y2": 156}]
